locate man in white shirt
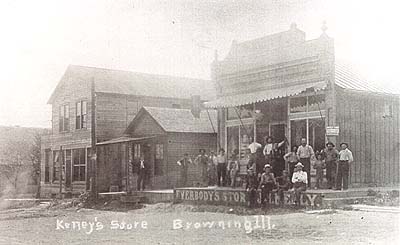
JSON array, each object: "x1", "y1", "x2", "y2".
[
  {"x1": 336, "y1": 143, "x2": 354, "y2": 190},
  {"x1": 263, "y1": 136, "x2": 285, "y2": 163},
  {"x1": 248, "y1": 141, "x2": 262, "y2": 154},
  {"x1": 296, "y1": 138, "x2": 315, "y2": 187},
  {"x1": 292, "y1": 162, "x2": 308, "y2": 206}
]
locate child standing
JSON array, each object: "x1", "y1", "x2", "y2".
[
  {"x1": 313, "y1": 153, "x2": 325, "y2": 189},
  {"x1": 227, "y1": 149, "x2": 239, "y2": 188}
]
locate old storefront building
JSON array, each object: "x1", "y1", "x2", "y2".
[
  {"x1": 41, "y1": 65, "x2": 214, "y2": 196},
  {"x1": 206, "y1": 24, "x2": 399, "y2": 186}
]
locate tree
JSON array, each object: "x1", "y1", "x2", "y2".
[
  {"x1": 30, "y1": 132, "x2": 41, "y2": 198},
  {"x1": 0, "y1": 137, "x2": 32, "y2": 196}
]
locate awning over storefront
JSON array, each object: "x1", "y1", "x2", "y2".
[{"x1": 204, "y1": 81, "x2": 327, "y2": 109}]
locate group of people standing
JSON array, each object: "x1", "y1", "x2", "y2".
[
  {"x1": 246, "y1": 136, "x2": 354, "y2": 207},
  {"x1": 176, "y1": 135, "x2": 354, "y2": 208},
  {"x1": 283, "y1": 138, "x2": 354, "y2": 190},
  {"x1": 177, "y1": 148, "x2": 241, "y2": 188}
]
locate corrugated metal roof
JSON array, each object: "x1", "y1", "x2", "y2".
[
  {"x1": 142, "y1": 107, "x2": 217, "y2": 134},
  {"x1": 48, "y1": 65, "x2": 215, "y2": 103},
  {"x1": 335, "y1": 63, "x2": 394, "y2": 94},
  {"x1": 204, "y1": 81, "x2": 327, "y2": 109}
]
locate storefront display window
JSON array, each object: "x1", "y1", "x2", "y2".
[
  {"x1": 290, "y1": 94, "x2": 326, "y2": 113},
  {"x1": 290, "y1": 97, "x2": 307, "y2": 113},
  {"x1": 290, "y1": 118, "x2": 325, "y2": 150}
]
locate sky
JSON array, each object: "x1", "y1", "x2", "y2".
[{"x1": 0, "y1": 0, "x2": 399, "y2": 128}]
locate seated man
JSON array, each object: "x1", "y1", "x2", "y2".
[
  {"x1": 276, "y1": 170, "x2": 291, "y2": 205},
  {"x1": 291, "y1": 162, "x2": 308, "y2": 206}
]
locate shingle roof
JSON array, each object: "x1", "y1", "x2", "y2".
[
  {"x1": 140, "y1": 107, "x2": 217, "y2": 134},
  {"x1": 48, "y1": 65, "x2": 215, "y2": 103}
]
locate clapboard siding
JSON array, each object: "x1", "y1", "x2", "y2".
[{"x1": 336, "y1": 90, "x2": 400, "y2": 185}]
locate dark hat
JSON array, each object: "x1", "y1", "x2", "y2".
[
  {"x1": 340, "y1": 142, "x2": 348, "y2": 147},
  {"x1": 265, "y1": 136, "x2": 273, "y2": 141},
  {"x1": 326, "y1": 142, "x2": 335, "y2": 147},
  {"x1": 199, "y1": 149, "x2": 206, "y2": 153}
]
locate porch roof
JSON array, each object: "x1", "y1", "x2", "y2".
[
  {"x1": 204, "y1": 81, "x2": 327, "y2": 109},
  {"x1": 96, "y1": 136, "x2": 157, "y2": 146}
]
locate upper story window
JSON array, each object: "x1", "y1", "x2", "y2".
[
  {"x1": 289, "y1": 94, "x2": 325, "y2": 114},
  {"x1": 226, "y1": 104, "x2": 253, "y2": 120},
  {"x1": 76, "y1": 101, "x2": 87, "y2": 129},
  {"x1": 59, "y1": 104, "x2": 70, "y2": 132}
]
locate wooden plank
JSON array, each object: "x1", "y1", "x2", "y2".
[
  {"x1": 365, "y1": 97, "x2": 371, "y2": 183},
  {"x1": 380, "y1": 99, "x2": 385, "y2": 185},
  {"x1": 371, "y1": 99, "x2": 377, "y2": 184},
  {"x1": 395, "y1": 100, "x2": 400, "y2": 184},
  {"x1": 348, "y1": 95, "x2": 356, "y2": 184},
  {"x1": 389, "y1": 99, "x2": 396, "y2": 184},
  {"x1": 359, "y1": 98, "x2": 365, "y2": 184},
  {"x1": 351, "y1": 98, "x2": 361, "y2": 183},
  {"x1": 385, "y1": 100, "x2": 390, "y2": 185}
]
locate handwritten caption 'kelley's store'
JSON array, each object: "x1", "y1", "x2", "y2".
[
  {"x1": 56, "y1": 217, "x2": 148, "y2": 235},
  {"x1": 56, "y1": 216, "x2": 273, "y2": 234}
]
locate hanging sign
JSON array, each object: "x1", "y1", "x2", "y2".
[{"x1": 326, "y1": 126, "x2": 339, "y2": 136}]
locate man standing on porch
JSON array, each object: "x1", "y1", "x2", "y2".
[
  {"x1": 177, "y1": 153, "x2": 192, "y2": 187},
  {"x1": 337, "y1": 143, "x2": 354, "y2": 190},
  {"x1": 137, "y1": 155, "x2": 147, "y2": 191},
  {"x1": 296, "y1": 138, "x2": 315, "y2": 187},
  {"x1": 323, "y1": 142, "x2": 339, "y2": 189},
  {"x1": 194, "y1": 149, "x2": 209, "y2": 187}
]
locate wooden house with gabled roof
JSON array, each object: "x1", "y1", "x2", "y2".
[{"x1": 96, "y1": 105, "x2": 217, "y2": 192}]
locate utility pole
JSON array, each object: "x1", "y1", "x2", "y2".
[{"x1": 90, "y1": 77, "x2": 98, "y2": 198}]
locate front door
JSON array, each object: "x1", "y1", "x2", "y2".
[{"x1": 270, "y1": 124, "x2": 286, "y2": 143}]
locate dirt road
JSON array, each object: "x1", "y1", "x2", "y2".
[{"x1": 0, "y1": 203, "x2": 398, "y2": 244}]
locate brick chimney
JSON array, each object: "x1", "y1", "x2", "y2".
[{"x1": 191, "y1": 95, "x2": 201, "y2": 118}]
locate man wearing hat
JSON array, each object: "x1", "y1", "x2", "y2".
[
  {"x1": 323, "y1": 142, "x2": 339, "y2": 189},
  {"x1": 291, "y1": 162, "x2": 308, "y2": 205},
  {"x1": 337, "y1": 143, "x2": 354, "y2": 190},
  {"x1": 258, "y1": 164, "x2": 276, "y2": 207}
]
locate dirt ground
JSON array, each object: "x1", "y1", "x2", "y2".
[{"x1": 0, "y1": 203, "x2": 399, "y2": 245}]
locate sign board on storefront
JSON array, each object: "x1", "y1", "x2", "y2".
[
  {"x1": 326, "y1": 126, "x2": 339, "y2": 136},
  {"x1": 174, "y1": 188, "x2": 323, "y2": 207}
]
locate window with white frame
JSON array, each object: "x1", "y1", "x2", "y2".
[
  {"x1": 76, "y1": 101, "x2": 87, "y2": 129},
  {"x1": 59, "y1": 104, "x2": 70, "y2": 132},
  {"x1": 72, "y1": 148, "x2": 86, "y2": 182}
]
